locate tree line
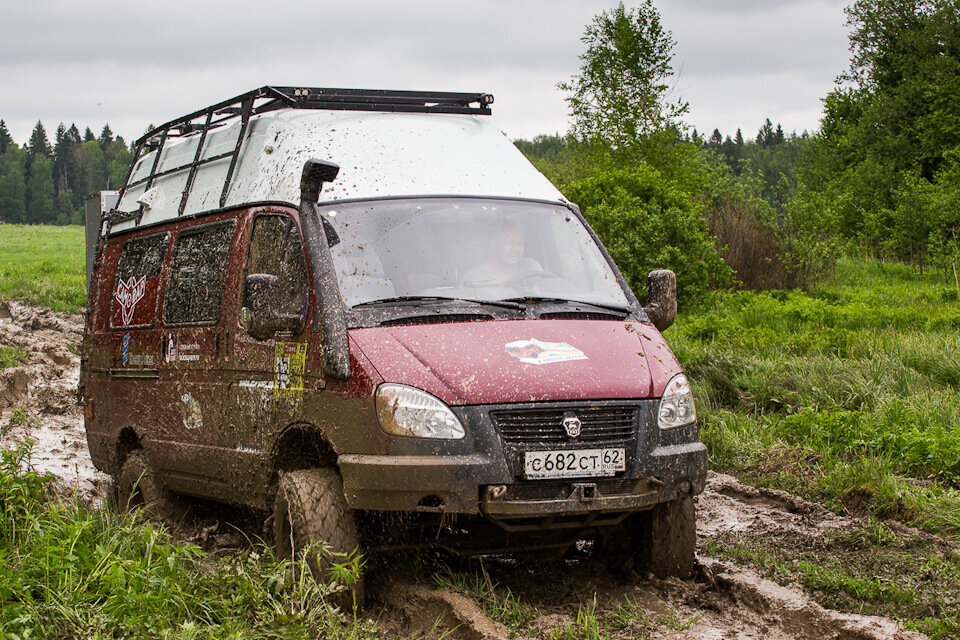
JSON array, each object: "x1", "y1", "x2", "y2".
[{"x1": 0, "y1": 120, "x2": 133, "y2": 226}]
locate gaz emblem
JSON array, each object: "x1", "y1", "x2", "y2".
[{"x1": 563, "y1": 416, "x2": 582, "y2": 438}]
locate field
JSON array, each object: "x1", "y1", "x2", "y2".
[
  {"x1": 2, "y1": 224, "x2": 959, "y2": 637},
  {"x1": 0, "y1": 224, "x2": 86, "y2": 313}
]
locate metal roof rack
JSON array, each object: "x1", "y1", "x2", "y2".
[{"x1": 116, "y1": 86, "x2": 494, "y2": 224}]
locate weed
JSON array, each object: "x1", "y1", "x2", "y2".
[
  {"x1": 433, "y1": 567, "x2": 535, "y2": 629},
  {"x1": 0, "y1": 344, "x2": 27, "y2": 369}
]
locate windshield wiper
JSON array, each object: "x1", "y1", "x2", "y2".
[
  {"x1": 352, "y1": 296, "x2": 526, "y2": 312},
  {"x1": 500, "y1": 296, "x2": 633, "y2": 315}
]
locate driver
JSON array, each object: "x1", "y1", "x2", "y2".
[{"x1": 462, "y1": 222, "x2": 542, "y2": 288}]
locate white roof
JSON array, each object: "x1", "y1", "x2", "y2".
[{"x1": 112, "y1": 110, "x2": 565, "y2": 234}]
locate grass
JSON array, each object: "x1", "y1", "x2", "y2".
[
  {"x1": 672, "y1": 257, "x2": 960, "y2": 537},
  {"x1": 0, "y1": 344, "x2": 27, "y2": 369},
  {"x1": 0, "y1": 224, "x2": 86, "y2": 313},
  {"x1": 0, "y1": 440, "x2": 378, "y2": 639}
]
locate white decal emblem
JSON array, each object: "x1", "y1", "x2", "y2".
[
  {"x1": 505, "y1": 338, "x2": 588, "y2": 365},
  {"x1": 563, "y1": 416, "x2": 582, "y2": 438},
  {"x1": 115, "y1": 276, "x2": 146, "y2": 325}
]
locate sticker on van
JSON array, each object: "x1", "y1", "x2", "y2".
[
  {"x1": 115, "y1": 276, "x2": 146, "y2": 325},
  {"x1": 274, "y1": 342, "x2": 306, "y2": 400},
  {"x1": 505, "y1": 338, "x2": 587, "y2": 365}
]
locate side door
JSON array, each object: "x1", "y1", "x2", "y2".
[
  {"x1": 153, "y1": 219, "x2": 237, "y2": 498},
  {"x1": 228, "y1": 212, "x2": 313, "y2": 503}
]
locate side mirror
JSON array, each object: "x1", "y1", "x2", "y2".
[
  {"x1": 643, "y1": 269, "x2": 677, "y2": 332},
  {"x1": 241, "y1": 274, "x2": 305, "y2": 340}
]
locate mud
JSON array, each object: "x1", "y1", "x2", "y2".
[
  {"x1": 0, "y1": 300, "x2": 929, "y2": 639},
  {"x1": 0, "y1": 300, "x2": 108, "y2": 499}
]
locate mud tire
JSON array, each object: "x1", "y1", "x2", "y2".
[
  {"x1": 273, "y1": 468, "x2": 364, "y2": 610},
  {"x1": 116, "y1": 450, "x2": 180, "y2": 523},
  {"x1": 636, "y1": 494, "x2": 697, "y2": 579}
]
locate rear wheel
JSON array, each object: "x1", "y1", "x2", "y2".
[
  {"x1": 272, "y1": 468, "x2": 365, "y2": 610},
  {"x1": 116, "y1": 450, "x2": 180, "y2": 523}
]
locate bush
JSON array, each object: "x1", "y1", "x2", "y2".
[{"x1": 561, "y1": 163, "x2": 732, "y2": 303}]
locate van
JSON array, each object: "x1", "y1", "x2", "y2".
[{"x1": 80, "y1": 86, "x2": 706, "y2": 600}]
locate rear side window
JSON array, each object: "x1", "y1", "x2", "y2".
[
  {"x1": 163, "y1": 221, "x2": 235, "y2": 326},
  {"x1": 111, "y1": 232, "x2": 169, "y2": 328}
]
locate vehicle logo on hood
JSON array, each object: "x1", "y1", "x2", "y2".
[
  {"x1": 505, "y1": 338, "x2": 587, "y2": 365},
  {"x1": 563, "y1": 415, "x2": 582, "y2": 438}
]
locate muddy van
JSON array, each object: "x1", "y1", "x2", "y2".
[{"x1": 81, "y1": 86, "x2": 706, "y2": 595}]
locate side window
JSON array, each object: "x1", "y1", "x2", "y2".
[
  {"x1": 163, "y1": 221, "x2": 236, "y2": 326},
  {"x1": 111, "y1": 232, "x2": 169, "y2": 328},
  {"x1": 244, "y1": 214, "x2": 309, "y2": 319}
]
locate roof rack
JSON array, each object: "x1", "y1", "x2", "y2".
[{"x1": 117, "y1": 86, "x2": 494, "y2": 223}]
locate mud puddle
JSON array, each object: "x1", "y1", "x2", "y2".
[{"x1": 0, "y1": 300, "x2": 930, "y2": 638}]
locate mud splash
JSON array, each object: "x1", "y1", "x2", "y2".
[{"x1": 0, "y1": 300, "x2": 929, "y2": 638}]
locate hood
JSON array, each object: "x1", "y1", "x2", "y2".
[{"x1": 348, "y1": 319, "x2": 682, "y2": 405}]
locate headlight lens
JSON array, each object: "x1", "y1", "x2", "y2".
[
  {"x1": 375, "y1": 384, "x2": 465, "y2": 439},
  {"x1": 658, "y1": 373, "x2": 696, "y2": 429}
]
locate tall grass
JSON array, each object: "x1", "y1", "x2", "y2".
[
  {"x1": 0, "y1": 224, "x2": 86, "y2": 313},
  {"x1": 673, "y1": 257, "x2": 960, "y2": 535},
  {"x1": 0, "y1": 440, "x2": 377, "y2": 639}
]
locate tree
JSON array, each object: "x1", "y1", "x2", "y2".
[
  {"x1": 26, "y1": 155, "x2": 56, "y2": 224},
  {"x1": 0, "y1": 146, "x2": 27, "y2": 223},
  {"x1": 558, "y1": 1, "x2": 688, "y2": 151},
  {"x1": 26, "y1": 121, "x2": 52, "y2": 163},
  {"x1": 0, "y1": 120, "x2": 11, "y2": 154},
  {"x1": 83, "y1": 127, "x2": 95, "y2": 142},
  {"x1": 98, "y1": 124, "x2": 114, "y2": 149}
]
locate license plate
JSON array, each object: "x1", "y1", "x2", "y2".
[{"x1": 523, "y1": 448, "x2": 625, "y2": 479}]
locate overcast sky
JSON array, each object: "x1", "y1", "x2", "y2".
[{"x1": 1, "y1": 0, "x2": 851, "y2": 146}]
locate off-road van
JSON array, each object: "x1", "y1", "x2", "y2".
[{"x1": 81, "y1": 86, "x2": 706, "y2": 598}]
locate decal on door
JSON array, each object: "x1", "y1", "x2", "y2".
[
  {"x1": 274, "y1": 342, "x2": 306, "y2": 401},
  {"x1": 114, "y1": 276, "x2": 146, "y2": 325},
  {"x1": 505, "y1": 338, "x2": 587, "y2": 365},
  {"x1": 180, "y1": 393, "x2": 203, "y2": 430}
]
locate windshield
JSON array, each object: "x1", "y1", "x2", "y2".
[{"x1": 320, "y1": 198, "x2": 630, "y2": 309}]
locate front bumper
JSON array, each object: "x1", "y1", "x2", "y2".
[{"x1": 339, "y1": 399, "x2": 706, "y2": 521}]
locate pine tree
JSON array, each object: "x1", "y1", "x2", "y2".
[
  {"x1": 757, "y1": 119, "x2": 775, "y2": 147},
  {"x1": 83, "y1": 127, "x2": 95, "y2": 142},
  {"x1": 26, "y1": 121, "x2": 52, "y2": 163},
  {"x1": 0, "y1": 120, "x2": 11, "y2": 154},
  {"x1": 709, "y1": 129, "x2": 723, "y2": 146},
  {"x1": 98, "y1": 124, "x2": 114, "y2": 149}
]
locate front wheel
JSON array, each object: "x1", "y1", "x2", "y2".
[
  {"x1": 635, "y1": 494, "x2": 696, "y2": 579},
  {"x1": 598, "y1": 495, "x2": 696, "y2": 580},
  {"x1": 272, "y1": 468, "x2": 365, "y2": 610}
]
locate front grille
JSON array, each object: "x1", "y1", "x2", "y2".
[{"x1": 491, "y1": 406, "x2": 638, "y2": 445}]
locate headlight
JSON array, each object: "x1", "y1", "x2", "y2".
[
  {"x1": 375, "y1": 384, "x2": 465, "y2": 439},
  {"x1": 658, "y1": 373, "x2": 696, "y2": 429}
]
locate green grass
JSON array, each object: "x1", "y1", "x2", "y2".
[
  {"x1": 0, "y1": 224, "x2": 86, "y2": 313},
  {"x1": 0, "y1": 344, "x2": 27, "y2": 369},
  {"x1": 671, "y1": 257, "x2": 960, "y2": 538},
  {"x1": 0, "y1": 440, "x2": 378, "y2": 639}
]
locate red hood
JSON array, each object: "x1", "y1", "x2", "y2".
[{"x1": 348, "y1": 319, "x2": 682, "y2": 405}]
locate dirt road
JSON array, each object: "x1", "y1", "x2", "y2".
[{"x1": 0, "y1": 301, "x2": 928, "y2": 639}]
